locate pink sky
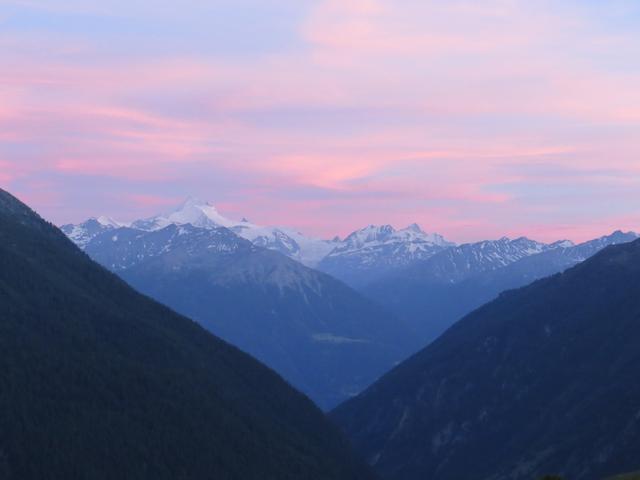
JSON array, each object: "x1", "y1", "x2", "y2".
[{"x1": 1, "y1": 0, "x2": 640, "y2": 242}]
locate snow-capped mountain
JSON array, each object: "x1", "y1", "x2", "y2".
[
  {"x1": 63, "y1": 198, "x2": 455, "y2": 272},
  {"x1": 402, "y1": 236, "x2": 559, "y2": 285},
  {"x1": 128, "y1": 197, "x2": 337, "y2": 267},
  {"x1": 85, "y1": 223, "x2": 253, "y2": 272},
  {"x1": 130, "y1": 197, "x2": 232, "y2": 231},
  {"x1": 80, "y1": 222, "x2": 413, "y2": 410},
  {"x1": 61, "y1": 216, "x2": 128, "y2": 248},
  {"x1": 317, "y1": 224, "x2": 455, "y2": 287}
]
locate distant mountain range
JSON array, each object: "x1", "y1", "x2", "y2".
[
  {"x1": 64, "y1": 197, "x2": 339, "y2": 267},
  {"x1": 16, "y1": 191, "x2": 640, "y2": 479},
  {"x1": 317, "y1": 224, "x2": 454, "y2": 288},
  {"x1": 62, "y1": 199, "x2": 639, "y2": 407},
  {"x1": 62, "y1": 197, "x2": 453, "y2": 274},
  {"x1": 332, "y1": 238, "x2": 640, "y2": 480},
  {"x1": 64, "y1": 201, "x2": 416, "y2": 410},
  {"x1": 364, "y1": 231, "x2": 639, "y2": 344},
  {"x1": 0, "y1": 189, "x2": 375, "y2": 480}
]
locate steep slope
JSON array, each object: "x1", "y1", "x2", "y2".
[
  {"x1": 0, "y1": 189, "x2": 375, "y2": 480},
  {"x1": 318, "y1": 224, "x2": 454, "y2": 288},
  {"x1": 364, "y1": 236, "x2": 560, "y2": 343},
  {"x1": 84, "y1": 224, "x2": 414, "y2": 410},
  {"x1": 332, "y1": 239, "x2": 640, "y2": 480},
  {"x1": 365, "y1": 232, "x2": 637, "y2": 345}
]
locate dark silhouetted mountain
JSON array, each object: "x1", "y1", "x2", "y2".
[
  {"x1": 317, "y1": 224, "x2": 454, "y2": 288},
  {"x1": 82, "y1": 223, "x2": 414, "y2": 410},
  {"x1": 365, "y1": 232, "x2": 637, "y2": 345},
  {"x1": 332, "y1": 238, "x2": 640, "y2": 480},
  {"x1": 0, "y1": 189, "x2": 376, "y2": 480}
]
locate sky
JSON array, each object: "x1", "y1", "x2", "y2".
[{"x1": 1, "y1": 0, "x2": 640, "y2": 242}]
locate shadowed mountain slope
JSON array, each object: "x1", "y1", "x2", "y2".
[
  {"x1": 0, "y1": 189, "x2": 375, "y2": 480},
  {"x1": 333, "y1": 239, "x2": 640, "y2": 480}
]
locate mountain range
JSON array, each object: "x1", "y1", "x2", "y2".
[
  {"x1": 364, "y1": 231, "x2": 639, "y2": 344},
  {"x1": 64, "y1": 197, "x2": 339, "y2": 267},
  {"x1": 317, "y1": 224, "x2": 454, "y2": 288},
  {"x1": 332, "y1": 238, "x2": 640, "y2": 480},
  {"x1": 63, "y1": 199, "x2": 640, "y2": 409},
  {"x1": 62, "y1": 197, "x2": 453, "y2": 275},
  {"x1": 0, "y1": 188, "x2": 375, "y2": 480},
  {"x1": 64, "y1": 203, "x2": 415, "y2": 410},
  {"x1": 10, "y1": 190, "x2": 640, "y2": 479}
]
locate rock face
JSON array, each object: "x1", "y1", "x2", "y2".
[
  {"x1": 332, "y1": 238, "x2": 640, "y2": 480},
  {"x1": 82, "y1": 223, "x2": 414, "y2": 410},
  {"x1": 365, "y1": 233, "x2": 638, "y2": 344},
  {"x1": 0, "y1": 189, "x2": 376, "y2": 480}
]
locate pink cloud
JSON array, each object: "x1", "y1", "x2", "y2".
[
  {"x1": 1, "y1": 1, "x2": 639, "y2": 241},
  {"x1": 128, "y1": 194, "x2": 184, "y2": 208}
]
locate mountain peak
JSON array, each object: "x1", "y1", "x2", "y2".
[
  {"x1": 175, "y1": 196, "x2": 211, "y2": 210},
  {"x1": 95, "y1": 215, "x2": 124, "y2": 228},
  {"x1": 404, "y1": 223, "x2": 424, "y2": 233},
  {"x1": 344, "y1": 224, "x2": 396, "y2": 244},
  {"x1": 0, "y1": 189, "x2": 36, "y2": 218},
  {"x1": 550, "y1": 239, "x2": 575, "y2": 248},
  {"x1": 130, "y1": 197, "x2": 235, "y2": 231}
]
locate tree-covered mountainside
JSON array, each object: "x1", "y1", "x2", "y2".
[
  {"x1": 0, "y1": 189, "x2": 375, "y2": 480},
  {"x1": 332, "y1": 238, "x2": 640, "y2": 480},
  {"x1": 607, "y1": 472, "x2": 640, "y2": 480}
]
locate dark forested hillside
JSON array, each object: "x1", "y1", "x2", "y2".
[
  {"x1": 332, "y1": 238, "x2": 640, "y2": 480},
  {"x1": 0, "y1": 189, "x2": 374, "y2": 480}
]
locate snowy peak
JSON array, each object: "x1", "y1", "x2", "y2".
[
  {"x1": 549, "y1": 239, "x2": 575, "y2": 249},
  {"x1": 395, "y1": 225, "x2": 452, "y2": 247},
  {"x1": 61, "y1": 217, "x2": 124, "y2": 249},
  {"x1": 505, "y1": 236, "x2": 550, "y2": 256},
  {"x1": 459, "y1": 236, "x2": 550, "y2": 261},
  {"x1": 131, "y1": 197, "x2": 235, "y2": 231},
  {"x1": 96, "y1": 216, "x2": 125, "y2": 228},
  {"x1": 318, "y1": 223, "x2": 456, "y2": 286},
  {"x1": 405, "y1": 223, "x2": 423, "y2": 233},
  {"x1": 338, "y1": 224, "x2": 454, "y2": 254},
  {"x1": 343, "y1": 225, "x2": 396, "y2": 248}
]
